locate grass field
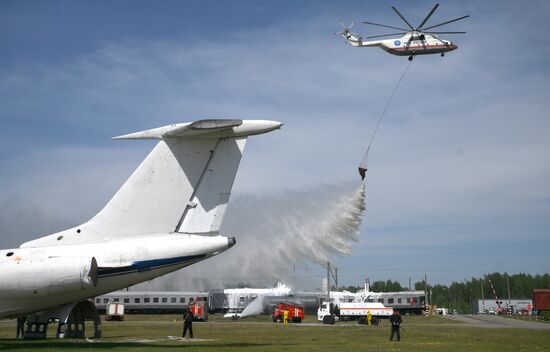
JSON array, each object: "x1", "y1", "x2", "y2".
[{"x1": 1, "y1": 314, "x2": 549, "y2": 352}]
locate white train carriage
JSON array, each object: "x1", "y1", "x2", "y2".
[{"x1": 93, "y1": 291, "x2": 208, "y2": 314}]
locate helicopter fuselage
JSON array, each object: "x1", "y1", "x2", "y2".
[{"x1": 357, "y1": 34, "x2": 457, "y2": 57}]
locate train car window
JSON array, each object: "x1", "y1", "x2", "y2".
[
  {"x1": 378, "y1": 299, "x2": 384, "y2": 303},
  {"x1": 124, "y1": 298, "x2": 130, "y2": 303},
  {"x1": 144, "y1": 297, "x2": 150, "y2": 303},
  {"x1": 388, "y1": 298, "x2": 394, "y2": 304},
  {"x1": 113, "y1": 298, "x2": 119, "y2": 302},
  {"x1": 171, "y1": 297, "x2": 177, "y2": 303},
  {"x1": 103, "y1": 298, "x2": 109, "y2": 303},
  {"x1": 398, "y1": 298, "x2": 402, "y2": 304},
  {"x1": 153, "y1": 297, "x2": 159, "y2": 303},
  {"x1": 190, "y1": 298, "x2": 194, "y2": 303},
  {"x1": 407, "y1": 298, "x2": 411, "y2": 303},
  {"x1": 180, "y1": 297, "x2": 186, "y2": 303},
  {"x1": 135, "y1": 298, "x2": 141, "y2": 303},
  {"x1": 162, "y1": 297, "x2": 168, "y2": 303}
]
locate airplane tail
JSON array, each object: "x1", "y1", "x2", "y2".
[{"x1": 21, "y1": 119, "x2": 282, "y2": 247}]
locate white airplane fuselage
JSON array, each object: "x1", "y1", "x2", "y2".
[{"x1": 0, "y1": 234, "x2": 233, "y2": 318}]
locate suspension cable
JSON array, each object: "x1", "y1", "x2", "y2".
[{"x1": 359, "y1": 60, "x2": 413, "y2": 179}]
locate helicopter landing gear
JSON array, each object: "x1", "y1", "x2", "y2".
[
  {"x1": 408, "y1": 55, "x2": 413, "y2": 61},
  {"x1": 441, "y1": 52, "x2": 445, "y2": 57}
]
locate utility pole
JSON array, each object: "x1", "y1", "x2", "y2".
[
  {"x1": 479, "y1": 280, "x2": 485, "y2": 312},
  {"x1": 506, "y1": 275, "x2": 511, "y2": 309},
  {"x1": 293, "y1": 263, "x2": 296, "y2": 289},
  {"x1": 326, "y1": 262, "x2": 330, "y2": 303},
  {"x1": 335, "y1": 267, "x2": 338, "y2": 291},
  {"x1": 409, "y1": 277, "x2": 411, "y2": 291},
  {"x1": 424, "y1": 274, "x2": 429, "y2": 305}
]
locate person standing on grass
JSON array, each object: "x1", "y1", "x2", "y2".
[
  {"x1": 283, "y1": 310, "x2": 289, "y2": 326},
  {"x1": 389, "y1": 310, "x2": 402, "y2": 341},
  {"x1": 182, "y1": 308, "x2": 194, "y2": 338},
  {"x1": 16, "y1": 316, "x2": 26, "y2": 339}
]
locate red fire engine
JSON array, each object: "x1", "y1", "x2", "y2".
[
  {"x1": 272, "y1": 303, "x2": 304, "y2": 323},
  {"x1": 189, "y1": 297, "x2": 209, "y2": 321}
]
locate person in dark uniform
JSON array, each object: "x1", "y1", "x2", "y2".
[
  {"x1": 389, "y1": 310, "x2": 402, "y2": 341},
  {"x1": 182, "y1": 308, "x2": 194, "y2": 338},
  {"x1": 16, "y1": 316, "x2": 26, "y2": 339}
]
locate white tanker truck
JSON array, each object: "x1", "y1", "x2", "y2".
[{"x1": 317, "y1": 301, "x2": 393, "y2": 325}]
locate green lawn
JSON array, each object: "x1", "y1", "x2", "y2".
[{"x1": 0, "y1": 314, "x2": 548, "y2": 352}]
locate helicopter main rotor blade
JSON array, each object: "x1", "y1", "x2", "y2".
[
  {"x1": 362, "y1": 21, "x2": 409, "y2": 32},
  {"x1": 366, "y1": 32, "x2": 408, "y2": 39},
  {"x1": 421, "y1": 15, "x2": 470, "y2": 31},
  {"x1": 391, "y1": 6, "x2": 415, "y2": 31},
  {"x1": 426, "y1": 31, "x2": 466, "y2": 34},
  {"x1": 417, "y1": 3, "x2": 439, "y2": 29}
]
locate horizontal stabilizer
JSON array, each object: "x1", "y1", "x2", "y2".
[{"x1": 113, "y1": 119, "x2": 281, "y2": 140}]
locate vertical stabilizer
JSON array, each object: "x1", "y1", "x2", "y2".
[{"x1": 20, "y1": 119, "x2": 282, "y2": 247}]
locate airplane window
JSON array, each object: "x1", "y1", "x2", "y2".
[
  {"x1": 6, "y1": 252, "x2": 14, "y2": 257},
  {"x1": 57, "y1": 236, "x2": 63, "y2": 241}
]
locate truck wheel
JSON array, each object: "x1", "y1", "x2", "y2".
[
  {"x1": 323, "y1": 315, "x2": 335, "y2": 325},
  {"x1": 357, "y1": 317, "x2": 367, "y2": 325},
  {"x1": 292, "y1": 317, "x2": 302, "y2": 323}
]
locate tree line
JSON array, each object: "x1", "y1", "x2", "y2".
[{"x1": 339, "y1": 273, "x2": 550, "y2": 313}]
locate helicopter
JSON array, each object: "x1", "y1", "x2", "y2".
[{"x1": 337, "y1": 3, "x2": 469, "y2": 61}]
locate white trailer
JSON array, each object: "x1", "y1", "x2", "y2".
[
  {"x1": 318, "y1": 302, "x2": 393, "y2": 325},
  {"x1": 105, "y1": 303, "x2": 125, "y2": 321}
]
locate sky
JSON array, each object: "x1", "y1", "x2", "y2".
[{"x1": 1, "y1": 0, "x2": 549, "y2": 290}]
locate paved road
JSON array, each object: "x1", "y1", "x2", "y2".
[{"x1": 454, "y1": 314, "x2": 550, "y2": 330}]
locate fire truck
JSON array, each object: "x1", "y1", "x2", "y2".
[
  {"x1": 272, "y1": 303, "x2": 305, "y2": 323},
  {"x1": 189, "y1": 297, "x2": 209, "y2": 321},
  {"x1": 318, "y1": 301, "x2": 393, "y2": 325}
]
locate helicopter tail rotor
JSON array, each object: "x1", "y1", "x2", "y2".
[{"x1": 335, "y1": 21, "x2": 362, "y2": 45}]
